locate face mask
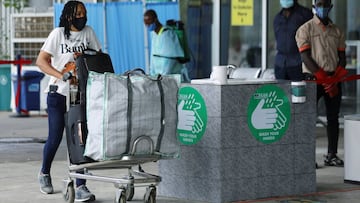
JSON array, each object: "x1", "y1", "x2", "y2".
[
  {"x1": 315, "y1": 7, "x2": 331, "y2": 19},
  {"x1": 73, "y1": 17, "x2": 87, "y2": 31},
  {"x1": 280, "y1": 0, "x2": 294, "y2": 8},
  {"x1": 147, "y1": 22, "x2": 156, "y2": 32}
]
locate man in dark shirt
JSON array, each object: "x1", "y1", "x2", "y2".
[{"x1": 273, "y1": 0, "x2": 313, "y2": 81}]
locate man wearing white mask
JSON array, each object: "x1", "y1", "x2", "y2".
[
  {"x1": 273, "y1": 0, "x2": 313, "y2": 81},
  {"x1": 296, "y1": 0, "x2": 347, "y2": 167}
]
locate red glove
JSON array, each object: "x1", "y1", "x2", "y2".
[
  {"x1": 324, "y1": 82, "x2": 339, "y2": 97},
  {"x1": 334, "y1": 66, "x2": 348, "y2": 81},
  {"x1": 314, "y1": 68, "x2": 340, "y2": 97},
  {"x1": 323, "y1": 66, "x2": 347, "y2": 98},
  {"x1": 313, "y1": 68, "x2": 328, "y2": 83}
]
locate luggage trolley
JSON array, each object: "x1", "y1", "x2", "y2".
[
  {"x1": 62, "y1": 50, "x2": 168, "y2": 203},
  {"x1": 63, "y1": 145, "x2": 161, "y2": 203}
]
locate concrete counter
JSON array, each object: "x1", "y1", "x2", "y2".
[{"x1": 158, "y1": 81, "x2": 317, "y2": 203}]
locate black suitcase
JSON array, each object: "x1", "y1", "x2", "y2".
[
  {"x1": 65, "y1": 50, "x2": 114, "y2": 164},
  {"x1": 65, "y1": 104, "x2": 93, "y2": 164}
]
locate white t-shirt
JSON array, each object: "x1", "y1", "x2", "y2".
[{"x1": 41, "y1": 26, "x2": 101, "y2": 96}]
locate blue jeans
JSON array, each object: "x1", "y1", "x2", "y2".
[{"x1": 41, "y1": 92, "x2": 85, "y2": 187}]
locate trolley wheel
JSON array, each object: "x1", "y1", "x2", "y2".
[
  {"x1": 114, "y1": 189, "x2": 127, "y2": 203},
  {"x1": 126, "y1": 183, "x2": 135, "y2": 201},
  {"x1": 144, "y1": 185, "x2": 156, "y2": 203},
  {"x1": 63, "y1": 181, "x2": 75, "y2": 203}
]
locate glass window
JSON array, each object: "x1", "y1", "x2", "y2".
[
  {"x1": 13, "y1": 16, "x2": 53, "y2": 38},
  {"x1": 344, "y1": 0, "x2": 360, "y2": 114},
  {"x1": 180, "y1": 0, "x2": 213, "y2": 79},
  {"x1": 11, "y1": 14, "x2": 53, "y2": 64},
  {"x1": 221, "y1": 0, "x2": 262, "y2": 68}
]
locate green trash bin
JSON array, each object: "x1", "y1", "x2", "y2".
[{"x1": 0, "y1": 65, "x2": 11, "y2": 111}]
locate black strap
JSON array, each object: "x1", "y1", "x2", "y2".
[
  {"x1": 155, "y1": 76, "x2": 165, "y2": 151},
  {"x1": 153, "y1": 54, "x2": 178, "y2": 60},
  {"x1": 125, "y1": 75, "x2": 133, "y2": 154},
  {"x1": 123, "y1": 69, "x2": 165, "y2": 153}
]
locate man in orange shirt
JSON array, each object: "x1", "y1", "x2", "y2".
[{"x1": 296, "y1": 0, "x2": 346, "y2": 166}]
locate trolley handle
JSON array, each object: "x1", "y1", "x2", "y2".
[{"x1": 130, "y1": 135, "x2": 154, "y2": 155}]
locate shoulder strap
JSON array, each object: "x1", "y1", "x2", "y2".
[{"x1": 159, "y1": 26, "x2": 169, "y2": 35}]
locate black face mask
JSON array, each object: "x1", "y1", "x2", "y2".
[{"x1": 73, "y1": 17, "x2": 87, "y2": 31}]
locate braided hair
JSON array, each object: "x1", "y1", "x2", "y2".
[{"x1": 59, "y1": 1, "x2": 86, "y2": 39}]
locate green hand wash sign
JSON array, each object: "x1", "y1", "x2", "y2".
[
  {"x1": 177, "y1": 86, "x2": 207, "y2": 145},
  {"x1": 247, "y1": 85, "x2": 291, "y2": 144}
]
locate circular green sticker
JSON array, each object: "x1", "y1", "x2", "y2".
[
  {"x1": 247, "y1": 85, "x2": 291, "y2": 144},
  {"x1": 177, "y1": 86, "x2": 207, "y2": 145}
]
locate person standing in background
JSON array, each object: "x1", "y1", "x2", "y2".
[
  {"x1": 143, "y1": 9, "x2": 189, "y2": 82},
  {"x1": 228, "y1": 38, "x2": 244, "y2": 67},
  {"x1": 274, "y1": 0, "x2": 313, "y2": 81},
  {"x1": 296, "y1": 0, "x2": 347, "y2": 167},
  {"x1": 36, "y1": 1, "x2": 100, "y2": 201}
]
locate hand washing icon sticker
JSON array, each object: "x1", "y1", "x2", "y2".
[
  {"x1": 177, "y1": 87, "x2": 207, "y2": 145},
  {"x1": 248, "y1": 85, "x2": 291, "y2": 144}
]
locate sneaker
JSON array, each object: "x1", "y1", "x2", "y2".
[
  {"x1": 38, "y1": 172, "x2": 54, "y2": 194},
  {"x1": 75, "y1": 185, "x2": 96, "y2": 202},
  {"x1": 324, "y1": 154, "x2": 344, "y2": 167}
]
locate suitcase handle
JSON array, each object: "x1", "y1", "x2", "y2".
[
  {"x1": 123, "y1": 68, "x2": 145, "y2": 75},
  {"x1": 70, "y1": 120, "x2": 85, "y2": 146},
  {"x1": 124, "y1": 68, "x2": 162, "y2": 81}
]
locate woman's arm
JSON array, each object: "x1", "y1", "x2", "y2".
[{"x1": 36, "y1": 51, "x2": 63, "y2": 80}]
